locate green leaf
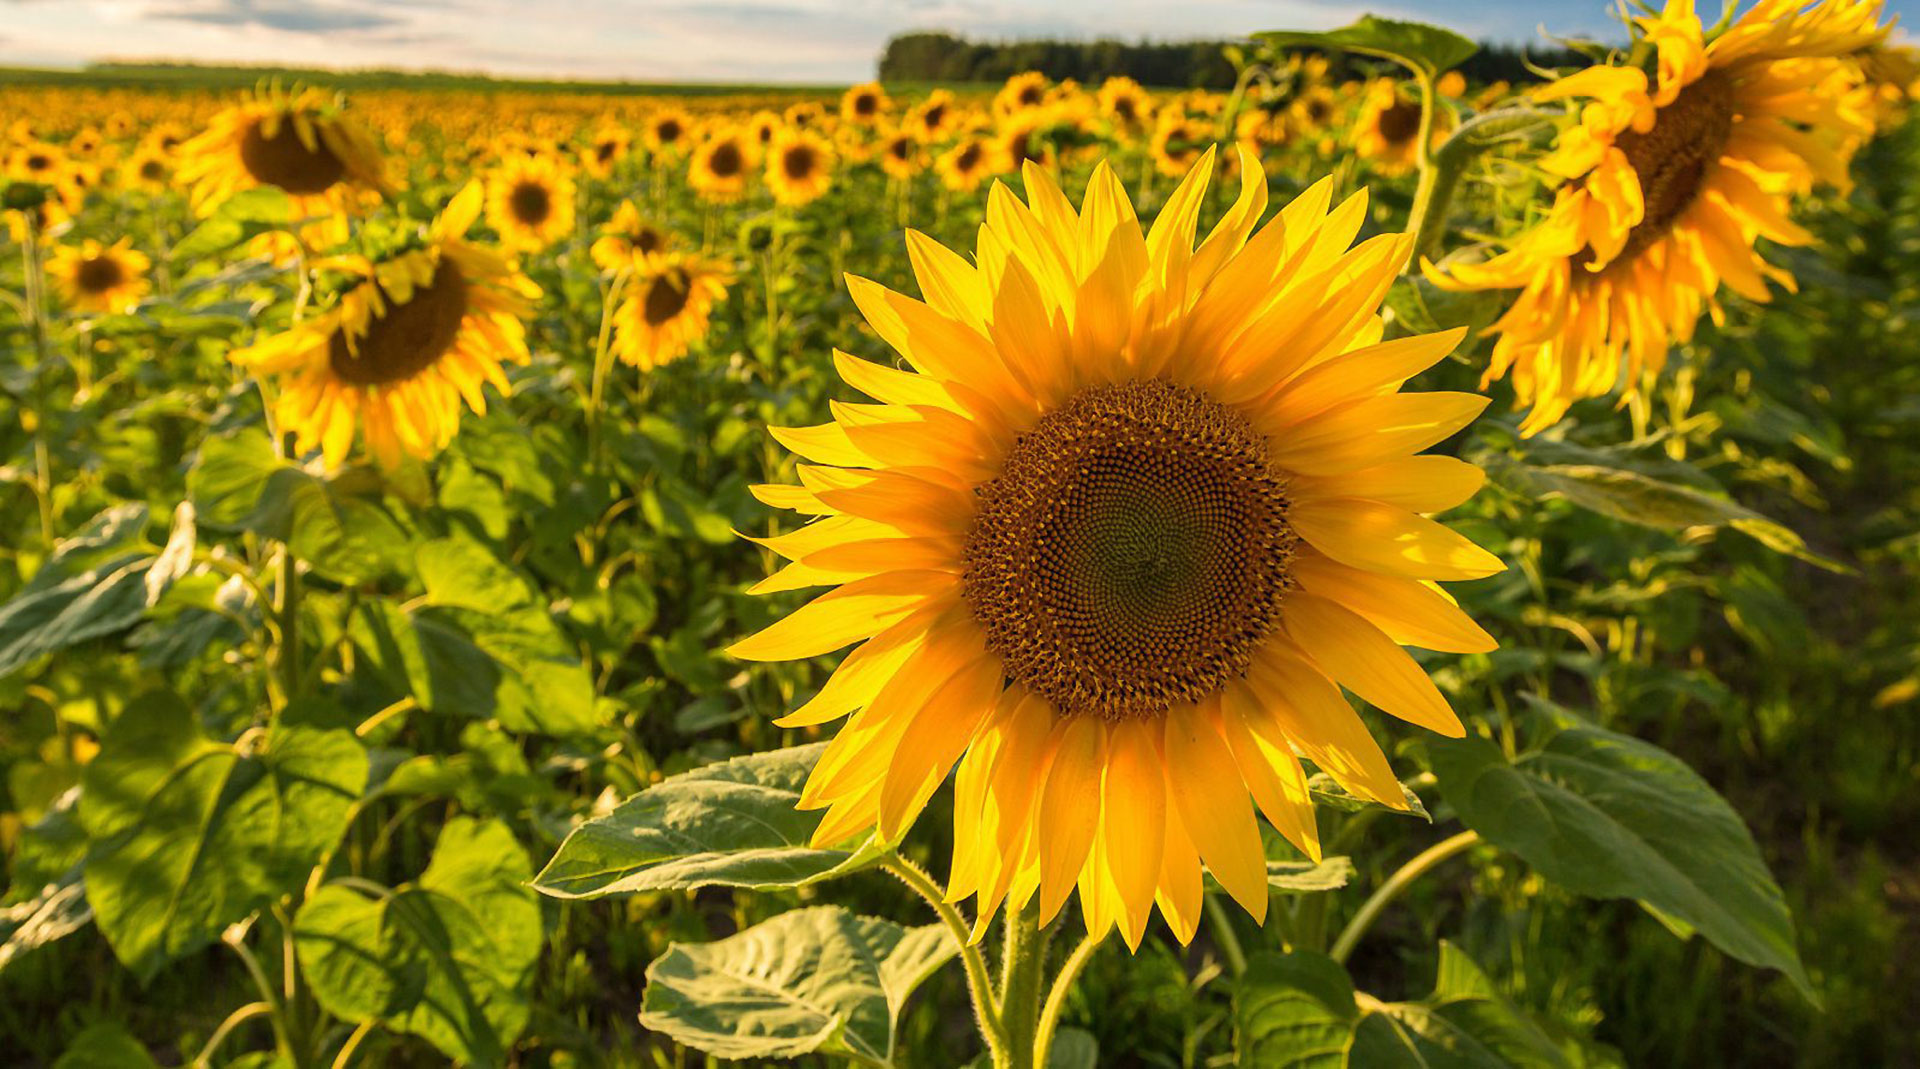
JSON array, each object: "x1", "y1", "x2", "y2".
[
  {"x1": 0, "y1": 505, "x2": 181, "y2": 679},
  {"x1": 294, "y1": 817, "x2": 541, "y2": 1068},
  {"x1": 1268, "y1": 856, "x2": 1356, "y2": 893},
  {"x1": 53, "y1": 1021, "x2": 160, "y2": 1069},
  {"x1": 78, "y1": 692, "x2": 368, "y2": 978},
  {"x1": 1308, "y1": 772, "x2": 1431, "y2": 821},
  {"x1": 0, "y1": 874, "x2": 91, "y2": 974},
  {"x1": 1429, "y1": 725, "x2": 1815, "y2": 1001},
  {"x1": 172, "y1": 187, "x2": 293, "y2": 260},
  {"x1": 1255, "y1": 16, "x2": 1476, "y2": 81},
  {"x1": 639, "y1": 906, "x2": 958, "y2": 1064},
  {"x1": 534, "y1": 743, "x2": 885, "y2": 897},
  {"x1": 1489, "y1": 460, "x2": 1846, "y2": 572},
  {"x1": 1235, "y1": 951, "x2": 1360, "y2": 1069},
  {"x1": 1048, "y1": 1028, "x2": 1100, "y2": 1069}
]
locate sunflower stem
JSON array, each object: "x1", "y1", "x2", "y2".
[
  {"x1": 274, "y1": 430, "x2": 303, "y2": 710},
  {"x1": 1204, "y1": 891, "x2": 1249, "y2": 977},
  {"x1": 995, "y1": 903, "x2": 1049, "y2": 1069},
  {"x1": 878, "y1": 853, "x2": 1008, "y2": 1062},
  {"x1": 1329, "y1": 829, "x2": 1480, "y2": 965},
  {"x1": 586, "y1": 265, "x2": 632, "y2": 473},
  {"x1": 1031, "y1": 928, "x2": 1105, "y2": 1068}
]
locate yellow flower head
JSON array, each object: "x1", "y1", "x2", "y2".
[
  {"x1": 690, "y1": 128, "x2": 753, "y2": 202},
  {"x1": 612, "y1": 252, "x2": 731, "y2": 371},
  {"x1": 485, "y1": 150, "x2": 576, "y2": 251},
  {"x1": 908, "y1": 90, "x2": 962, "y2": 144},
  {"x1": 935, "y1": 138, "x2": 992, "y2": 192},
  {"x1": 842, "y1": 82, "x2": 892, "y2": 126},
  {"x1": 1427, "y1": 0, "x2": 1890, "y2": 434},
  {"x1": 766, "y1": 128, "x2": 835, "y2": 206},
  {"x1": 879, "y1": 127, "x2": 923, "y2": 180},
  {"x1": 1352, "y1": 80, "x2": 1446, "y2": 176},
  {"x1": 582, "y1": 123, "x2": 632, "y2": 178},
  {"x1": 1097, "y1": 76, "x2": 1155, "y2": 133},
  {"x1": 734, "y1": 146, "x2": 1501, "y2": 949},
  {"x1": 995, "y1": 71, "x2": 1052, "y2": 118},
  {"x1": 47, "y1": 238, "x2": 151, "y2": 314},
  {"x1": 591, "y1": 199, "x2": 673, "y2": 273},
  {"x1": 175, "y1": 85, "x2": 390, "y2": 217},
  {"x1": 644, "y1": 107, "x2": 694, "y2": 157},
  {"x1": 229, "y1": 182, "x2": 541, "y2": 470}
]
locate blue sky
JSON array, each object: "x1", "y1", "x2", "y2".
[{"x1": 0, "y1": 0, "x2": 1910, "y2": 83}]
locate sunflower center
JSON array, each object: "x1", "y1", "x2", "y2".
[
  {"x1": 238, "y1": 118, "x2": 346, "y2": 195},
  {"x1": 596, "y1": 140, "x2": 618, "y2": 163},
  {"x1": 27, "y1": 153, "x2": 52, "y2": 172},
  {"x1": 782, "y1": 145, "x2": 817, "y2": 180},
  {"x1": 924, "y1": 103, "x2": 947, "y2": 128},
  {"x1": 656, "y1": 119, "x2": 682, "y2": 144},
  {"x1": 1610, "y1": 70, "x2": 1737, "y2": 260},
  {"x1": 633, "y1": 227, "x2": 663, "y2": 255},
  {"x1": 955, "y1": 143, "x2": 982, "y2": 170},
  {"x1": 76, "y1": 256, "x2": 127, "y2": 294},
  {"x1": 1018, "y1": 86, "x2": 1044, "y2": 107},
  {"x1": 963, "y1": 380, "x2": 1297, "y2": 720},
  {"x1": 1376, "y1": 100, "x2": 1422, "y2": 145},
  {"x1": 140, "y1": 159, "x2": 166, "y2": 180},
  {"x1": 708, "y1": 142, "x2": 743, "y2": 177},
  {"x1": 509, "y1": 181, "x2": 552, "y2": 225},
  {"x1": 854, "y1": 93, "x2": 877, "y2": 116},
  {"x1": 1114, "y1": 98, "x2": 1136, "y2": 120},
  {"x1": 641, "y1": 269, "x2": 691, "y2": 326},
  {"x1": 328, "y1": 259, "x2": 470, "y2": 386}
]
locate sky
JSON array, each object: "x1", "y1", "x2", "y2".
[{"x1": 0, "y1": 0, "x2": 1910, "y2": 84}]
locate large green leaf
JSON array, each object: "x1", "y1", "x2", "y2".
[
  {"x1": 53, "y1": 1021, "x2": 160, "y2": 1069},
  {"x1": 1429, "y1": 723, "x2": 1814, "y2": 999},
  {"x1": 294, "y1": 817, "x2": 542, "y2": 1068},
  {"x1": 1255, "y1": 16, "x2": 1476, "y2": 81},
  {"x1": 534, "y1": 743, "x2": 884, "y2": 897},
  {"x1": 639, "y1": 906, "x2": 957, "y2": 1064},
  {"x1": 172, "y1": 186, "x2": 294, "y2": 260},
  {"x1": 78, "y1": 692, "x2": 368, "y2": 978},
  {"x1": 0, "y1": 504, "x2": 190, "y2": 679},
  {"x1": 1235, "y1": 951, "x2": 1361, "y2": 1069}
]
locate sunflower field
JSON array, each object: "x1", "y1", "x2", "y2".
[{"x1": 3, "y1": 4, "x2": 1919, "y2": 1067}]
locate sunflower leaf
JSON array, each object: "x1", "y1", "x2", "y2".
[{"x1": 1254, "y1": 17, "x2": 1477, "y2": 82}]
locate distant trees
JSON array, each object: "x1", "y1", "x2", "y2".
[{"x1": 876, "y1": 32, "x2": 1594, "y2": 89}]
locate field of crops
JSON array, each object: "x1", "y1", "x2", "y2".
[{"x1": 2, "y1": 7, "x2": 1918, "y2": 1068}]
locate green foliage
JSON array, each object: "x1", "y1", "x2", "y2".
[{"x1": 1255, "y1": 16, "x2": 1477, "y2": 81}]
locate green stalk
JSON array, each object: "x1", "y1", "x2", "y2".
[
  {"x1": 1031, "y1": 929, "x2": 1105, "y2": 1068},
  {"x1": 585, "y1": 265, "x2": 632, "y2": 472},
  {"x1": 879, "y1": 853, "x2": 1008, "y2": 1062},
  {"x1": 995, "y1": 904, "x2": 1049, "y2": 1069},
  {"x1": 1330, "y1": 830, "x2": 1480, "y2": 964}
]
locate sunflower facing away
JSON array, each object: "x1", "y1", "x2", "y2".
[
  {"x1": 230, "y1": 182, "x2": 540, "y2": 469},
  {"x1": 47, "y1": 238, "x2": 151, "y2": 314},
  {"x1": 1427, "y1": 0, "x2": 1889, "y2": 434},
  {"x1": 591, "y1": 200, "x2": 672, "y2": 273},
  {"x1": 732, "y1": 146, "x2": 1502, "y2": 948},
  {"x1": 485, "y1": 151, "x2": 576, "y2": 251},
  {"x1": 612, "y1": 252, "x2": 731, "y2": 371},
  {"x1": 767, "y1": 129, "x2": 835, "y2": 207},
  {"x1": 176, "y1": 85, "x2": 389, "y2": 216}
]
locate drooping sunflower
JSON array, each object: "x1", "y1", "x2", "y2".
[
  {"x1": 767, "y1": 129, "x2": 835, "y2": 207},
  {"x1": 644, "y1": 107, "x2": 693, "y2": 158},
  {"x1": 591, "y1": 199, "x2": 673, "y2": 273},
  {"x1": 1097, "y1": 76, "x2": 1155, "y2": 135},
  {"x1": 229, "y1": 182, "x2": 540, "y2": 470},
  {"x1": 732, "y1": 146, "x2": 1501, "y2": 947},
  {"x1": 842, "y1": 82, "x2": 892, "y2": 126},
  {"x1": 908, "y1": 90, "x2": 961, "y2": 144},
  {"x1": 612, "y1": 252, "x2": 731, "y2": 371},
  {"x1": 47, "y1": 238, "x2": 151, "y2": 314},
  {"x1": 1353, "y1": 80, "x2": 1444, "y2": 176},
  {"x1": 485, "y1": 151, "x2": 576, "y2": 252},
  {"x1": 1426, "y1": 0, "x2": 1889, "y2": 434},
  {"x1": 690, "y1": 129, "x2": 752, "y2": 202},
  {"x1": 879, "y1": 128, "x2": 923, "y2": 180},
  {"x1": 175, "y1": 86, "x2": 389, "y2": 216},
  {"x1": 935, "y1": 138, "x2": 992, "y2": 192}
]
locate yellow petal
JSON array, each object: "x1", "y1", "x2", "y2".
[
  {"x1": 1289, "y1": 497, "x2": 1505, "y2": 581},
  {"x1": 1283, "y1": 594, "x2": 1465, "y2": 737},
  {"x1": 1163, "y1": 700, "x2": 1269, "y2": 923},
  {"x1": 1036, "y1": 716, "x2": 1107, "y2": 925}
]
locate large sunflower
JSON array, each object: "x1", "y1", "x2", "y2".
[
  {"x1": 485, "y1": 151, "x2": 576, "y2": 251},
  {"x1": 612, "y1": 252, "x2": 731, "y2": 370},
  {"x1": 732, "y1": 147, "x2": 1501, "y2": 947},
  {"x1": 229, "y1": 182, "x2": 540, "y2": 469},
  {"x1": 47, "y1": 238, "x2": 150, "y2": 314},
  {"x1": 176, "y1": 86, "x2": 389, "y2": 216},
  {"x1": 1427, "y1": 0, "x2": 1888, "y2": 434},
  {"x1": 766, "y1": 129, "x2": 835, "y2": 207}
]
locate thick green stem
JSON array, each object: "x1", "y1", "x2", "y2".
[
  {"x1": 274, "y1": 434, "x2": 302, "y2": 711},
  {"x1": 1032, "y1": 929, "x2": 1105, "y2": 1068},
  {"x1": 996, "y1": 903, "x2": 1049, "y2": 1069},
  {"x1": 879, "y1": 854, "x2": 1007, "y2": 1062},
  {"x1": 1402, "y1": 70, "x2": 1458, "y2": 270},
  {"x1": 585, "y1": 267, "x2": 631, "y2": 472},
  {"x1": 1204, "y1": 892, "x2": 1249, "y2": 977},
  {"x1": 1330, "y1": 830, "x2": 1480, "y2": 965},
  {"x1": 193, "y1": 1001, "x2": 273, "y2": 1068}
]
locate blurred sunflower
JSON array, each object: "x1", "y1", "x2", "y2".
[
  {"x1": 1427, "y1": 0, "x2": 1889, "y2": 433},
  {"x1": 47, "y1": 238, "x2": 150, "y2": 314},
  {"x1": 689, "y1": 129, "x2": 752, "y2": 202},
  {"x1": 842, "y1": 82, "x2": 892, "y2": 126},
  {"x1": 908, "y1": 90, "x2": 961, "y2": 144},
  {"x1": 1353, "y1": 80, "x2": 1443, "y2": 176},
  {"x1": 879, "y1": 128, "x2": 923, "y2": 180},
  {"x1": 229, "y1": 182, "x2": 540, "y2": 469},
  {"x1": 612, "y1": 252, "x2": 731, "y2": 370},
  {"x1": 120, "y1": 145, "x2": 171, "y2": 193},
  {"x1": 644, "y1": 107, "x2": 693, "y2": 157},
  {"x1": 1290, "y1": 86, "x2": 1339, "y2": 135},
  {"x1": 591, "y1": 200, "x2": 672, "y2": 272},
  {"x1": 583, "y1": 124, "x2": 632, "y2": 179},
  {"x1": 5, "y1": 140, "x2": 68, "y2": 184},
  {"x1": 176, "y1": 86, "x2": 389, "y2": 216},
  {"x1": 734, "y1": 146, "x2": 1500, "y2": 948},
  {"x1": 992, "y1": 113, "x2": 1054, "y2": 174},
  {"x1": 1437, "y1": 70, "x2": 1469, "y2": 99},
  {"x1": 485, "y1": 151, "x2": 576, "y2": 251},
  {"x1": 936, "y1": 138, "x2": 992, "y2": 192},
  {"x1": 994, "y1": 71, "x2": 1052, "y2": 117},
  {"x1": 747, "y1": 110, "x2": 783, "y2": 154},
  {"x1": 767, "y1": 128, "x2": 835, "y2": 206},
  {"x1": 1098, "y1": 76, "x2": 1155, "y2": 134},
  {"x1": 1150, "y1": 117, "x2": 1212, "y2": 177},
  {"x1": 785, "y1": 101, "x2": 828, "y2": 130}
]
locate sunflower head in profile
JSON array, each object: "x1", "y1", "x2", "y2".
[
  {"x1": 485, "y1": 150, "x2": 576, "y2": 252},
  {"x1": 1097, "y1": 76, "x2": 1155, "y2": 134},
  {"x1": 934, "y1": 138, "x2": 991, "y2": 192},
  {"x1": 842, "y1": 81, "x2": 892, "y2": 126},
  {"x1": 732, "y1": 146, "x2": 1501, "y2": 948},
  {"x1": 1426, "y1": 0, "x2": 1889, "y2": 434},
  {"x1": 176, "y1": 85, "x2": 390, "y2": 216},
  {"x1": 612, "y1": 252, "x2": 731, "y2": 371},
  {"x1": 644, "y1": 107, "x2": 693, "y2": 157},
  {"x1": 994, "y1": 71, "x2": 1052, "y2": 118},
  {"x1": 1353, "y1": 80, "x2": 1443, "y2": 176},
  {"x1": 766, "y1": 128, "x2": 836, "y2": 206},
  {"x1": 229, "y1": 182, "x2": 540, "y2": 470},
  {"x1": 879, "y1": 128, "x2": 923, "y2": 180},
  {"x1": 784, "y1": 100, "x2": 828, "y2": 130},
  {"x1": 908, "y1": 90, "x2": 960, "y2": 144},
  {"x1": 591, "y1": 199, "x2": 673, "y2": 273},
  {"x1": 47, "y1": 238, "x2": 151, "y2": 314},
  {"x1": 690, "y1": 129, "x2": 753, "y2": 202},
  {"x1": 583, "y1": 124, "x2": 632, "y2": 178}
]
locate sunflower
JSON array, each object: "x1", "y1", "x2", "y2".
[
  {"x1": 995, "y1": 71, "x2": 1052, "y2": 118},
  {"x1": 6, "y1": 140, "x2": 68, "y2": 184},
  {"x1": 612, "y1": 252, "x2": 731, "y2": 370},
  {"x1": 121, "y1": 145, "x2": 172, "y2": 193},
  {"x1": 1353, "y1": 80, "x2": 1444, "y2": 176},
  {"x1": 908, "y1": 90, "x2": 962, "y2": 144},
  {"x1": 1150, "y1": 116, "x2": 1212, "y2": 177},
  {"x1": 748, "y1": 110, "x2": 784, "y2": 153},
  {"x1": 591, "y1": 199, "x2": 673, "y2": 272},
  {"x1": 879, "y1": 128, "x2": 923, "y2": 180},
  {"x1": 991, "y1": 113, "x2": 1055, "y2": 175},
  {"x1": 583, "y1": 124, "x2": 632, "y2": 179},
  {"x1": 485, "y1": 151, "x2": 576, "y2": 251},
  {"x1": 732, "y1": 146, "x2": 1500, "y2": 948},
  {"x1": 935, "y1": 138, "x2": 992, "y2": 192},
  {"x1": 1097, "y1": 76, "x2": 1155, "y2": 134},
  {"x1": 229, "y1": 182, "x2": 540, "y2": 470},
  {"x1": 785, "y1": 101, "x2": 829, "y2": 129},
  {"x1": 766, "y1": 128, "x2": 835, "y2": 207},
  {"x1": 842, "y1": 82, "x2": 892, "y2": 126},
  {"x1": 175, "y1": 86, "x2": 389, "y2": 216},
  {"x1": 1426, "y1": 0, "x2": 1889, "y2": 434},
  {"x1": 644, "y1": 107, "x2": 693, "y2": 158},
  {"x1": 1290, "y1": 86, "x2": 1339, "y2": 136},
  {"x1": 47, "y1": 238, "x2": 150, "y2": 314},
  {"x1": 1437, "y1": 70, "x2": 1469, "y2": 99},
  {"x1": 690, "y1": 129, "x2": 752, "y2": 202}
]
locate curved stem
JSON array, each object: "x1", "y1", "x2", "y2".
[
  {"x1": 879, "y1": 853, "x2": 1007, "y2": 1060},
  {"x1": 1330, "y1": 829, "x2": 1480, "y2": 965},
  {"x1": 193, "y1": 1001, "x2": 273, "y2": 1068},
  {"x1": 1033, "y1": 929, "x2": 1105, "y2": 1067},
  {"x1": 329, "y1": 1019, "x2": 377, "y2": 1069},
  {"x1": 585, "y1": 266, "x2": 632, "y2": 472},
  {"x1": 224, "y1": 926, "x2": 299, "y2": 1067}
]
